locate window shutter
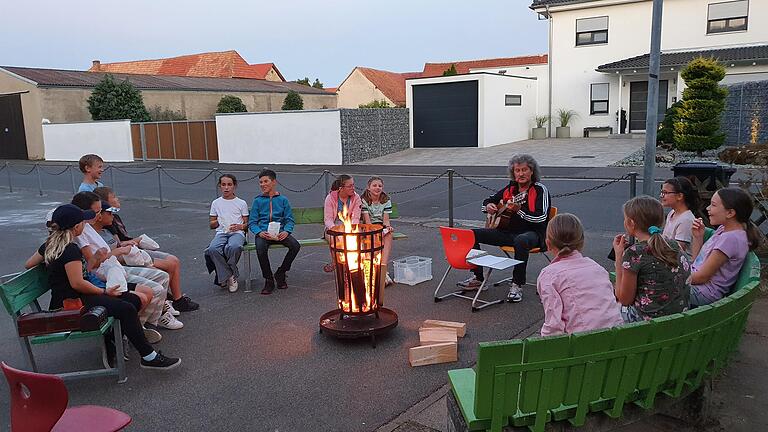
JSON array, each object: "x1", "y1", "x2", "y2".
[{"x1": 708, "y1": 1, "x2": 748, "y2": 20}]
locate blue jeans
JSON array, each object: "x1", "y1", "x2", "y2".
[
  {"x1": 205, "y1": 232, "x2": 245, "y2": 283},
  {"x1": 689, "y1": 285, "x2": 716, "y2": 308}
]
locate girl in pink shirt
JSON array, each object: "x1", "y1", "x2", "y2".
[{"x1": 537, "y1": 213, "x2": 623, "y2": 336}]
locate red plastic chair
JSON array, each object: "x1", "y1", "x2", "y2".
[
  {"x1": 1, "y1": 362, "x2": 131, "y2": 432},
  {"x1": 433, "y1": 227, "x2": 503, "y2": 311}
]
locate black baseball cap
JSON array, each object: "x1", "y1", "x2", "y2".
[{"x1": 51, "y1": 204, "x2": 96, "y2": 230}]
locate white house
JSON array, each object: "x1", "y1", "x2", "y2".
[{"x1": 530, "y1": 0, "x2": 768, "y2": 135}]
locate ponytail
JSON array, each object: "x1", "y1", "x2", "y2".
[
  {"x1": 745, "y1": 220, "x2": 763, "y2": 251},
  {"x1": 331, "y1": 174, "x2": 352, "y2": 192},
  {"x1": 646, "y1": 229, "x2": 680, "y2": 268},
  {"x1": 44, "y1": 226, "x2": 73, "y2": 265},
  {"x1": 624, "y1": 197, "x2": 680, "y2": 268},
  {"x1": 546, "y1": 213, "x2": 584, "y2": 258}
]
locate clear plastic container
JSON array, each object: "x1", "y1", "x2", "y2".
[{"x1": 392, "y1": 256, "x2": 433, "y2": 286}]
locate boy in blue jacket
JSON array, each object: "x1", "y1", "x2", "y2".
[{"x1": 249, "y1": 169, "x2": 301, "y2": 295}]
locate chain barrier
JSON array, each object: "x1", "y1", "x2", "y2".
[
  {"x1": 9, "y1": 164, "x2": 38, "y2": 175},
  {"x1": 0, "y1": 164, "x2": 5, "y2": 174},
  {"x1": 277, "y1": 172, "x2": 325, "y2": 193},
  {"x1": 454, "y1": 170, "x2": 632, "y2": 198},
  {"x1": 389, "y1": 171, "x2": 449, "y2": 195},
  {"x1": 160, "y1": 168, "x2": 217, "y2": 185},
  {"x1": 38, "y1": 165, "x2": 70, "y2": 176},
  {"x1": 108, "y1": 165, "x2": 158, "y2": 175},
  {"x1": 453, "y1": 171, "x2": 497, "y2": 192}
]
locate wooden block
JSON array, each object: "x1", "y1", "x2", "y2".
[
  {"x1": 409, "y1": 342, "x2": 458, "y2": 367},
  {"x1": 419, "y1": 327, "x2": 458, "y2": 346},
  {"x1": 423, "y1": 320, "x2": 466, "y2": 337}
]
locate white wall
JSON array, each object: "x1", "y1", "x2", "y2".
[
  {"x1": 42, "y1": 120, "x2": 134, "y2": 162},
  {"x1": 481, "y1": 75, "x2": 538, "y2": 146},
  {"x1": 543, "y1": 0, "x2": 768, "y2": 133},
  {"x1": 470, "y1": 64, "x2": 549, "y2": 115},
  {"x1": 215, "y1": 110, "x2": 342, "y2": 165}
]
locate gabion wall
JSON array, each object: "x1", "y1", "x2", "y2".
[
  {"x1": 339, "y1": 108, "x2": 410, "y2": 164},
  {"x1": 722, "y1": 80, "x2": 768, "y2": 146}
]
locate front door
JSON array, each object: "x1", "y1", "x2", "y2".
[
  {"x1": 0, "y1": 94, "x2": 28, "y2": 159},
  {"x1": 629, "y1": 80, "x2": 668, "y2": 132}
]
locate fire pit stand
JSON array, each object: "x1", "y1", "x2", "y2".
[{"x1": 320, "y1": 223, "x2": 398, "y2": 348}]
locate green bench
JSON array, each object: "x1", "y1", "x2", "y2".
[
  {"x1": 242, "y1": 204, "x2": 408, "y2": 291},
  {"x1": 449, "y1": 248, "x2": 761, "y2": 432},
  {"x1": 0, "y1": 266, "x2": 127, "y2": 383}
]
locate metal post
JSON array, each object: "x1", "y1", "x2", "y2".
[
  {"x1": 35, "y1": 164, "x2": 43, "y2": 196},
  {"x1": 6, "y1": 162, "x2": 12, "y2": 193},
  {"x1": 157, "y1": 165, "x2": 164, "y2": 208},
  {"x1": 213, "y1": 168, "x2": 219, "y2": 200},
  {"x1": 643, "y1": 0, "x2": 664, "y2": 195},
  {"x1": 109, "y1": 165, "x2": 115, "y2": 189},
  {"x1": 69, "y1": 165, "x2": 76, "y2": 194},
  {"x1": 629, "y1": 172, "x2": 638, "y2": 198},
  {"x1": 447, "y1": 169, "x2": 455, "y2": 227}
]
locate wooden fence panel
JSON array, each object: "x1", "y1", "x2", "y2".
[
  {"x1": 130, "y1": 120, "x2": 218, "y2": 161},
  {"x1": 205, "y1": 121, "x2": 219, "y2": 161},
  {"x1": 144, "y1": 124, "x2": 160, "y2": 159},
  {"x1": 130, "y1": 124, "x2": 142, "y2": 159},
  {"x1": 188, "y1": 122, "x2": 207, "y2": 160},
  {"x1": 172, "y1": 122, "x2": 191, "y2": 159}
]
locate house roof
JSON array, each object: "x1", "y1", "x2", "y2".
[
  {"x1": 421, "y1": 55, "x2": 548, "y2": 77},
  {"x1": 0, "y1": 66, "x2": 330, "y2": 95},
  {"x1": 353, "y1": 67, "x2": 421, "y2": 106},
  {"x1": 597, "y1": 45, "x2": 768, "y2": 72},
  {"x1": 324, "y1": 87, "x2": 338, "y2": 93},
  {"x1": 530, "y1": 0, "x2": 602, "y2": 9},
  {"x1": 89, "y1": 50, "x2": 286, "y2": 81}
]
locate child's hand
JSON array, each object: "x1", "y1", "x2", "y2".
[
  {"x1": 105, "y1": 285, "x2": 122, "y2": 297},
  {"x1": 114, "y1": 245, "x2": 132, "y2": 256},
  {"x1": 612, "y1": 234, "x2": 627, "y2": 254},
  {"x1": 277, "y1": 231, "x2": 289, "y2": 241},
  {"x1": 692, "y1": 218, "x2": 705, "y2": 241}
]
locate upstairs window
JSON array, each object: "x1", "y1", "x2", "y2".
[
  {"x1": 590, "y1": 83, "x2": 609, "y2": 115},
  {"x1": 708, "y1": 1, "x2": 748, "y2": 34},
  {"x1": 576, "y1": 16, "x2": 608, "y2": 46}
]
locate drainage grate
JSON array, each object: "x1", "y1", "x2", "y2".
[{"x1": 572, "y1": 155, "x2": 596, "y2": 159}]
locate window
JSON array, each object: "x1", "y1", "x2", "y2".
[
  {"x1": 590, "y1": 83, "x2": 609, "y2": 115},
  {"x1": 576, "y1": 16, "x2": 608, "y2": 46},
  {"x1": 505, "y1": 95, "x2": 522, "y2": 106},
  {"x1": 708, "y1": 0, "x2": 748, "y2": 33}
]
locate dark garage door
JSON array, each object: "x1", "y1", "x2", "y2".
[
  {"x1": 0, "y1": 94, "x2": 28, "y2": 159},
  {"x1": 413, "y1": 80, "x2": 478, "y2": 148}
]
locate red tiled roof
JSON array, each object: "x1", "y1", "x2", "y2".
[
  {"x1": 89, "y1": 51, "x2": 285, "y2": 81},
  {"x1": 421, "y1": 55, "x2": 548, "y2": 77},
  {"x1": 355, "y1": 67, "x2": 421, "y2": 106},
  {"x1": 325, "y1": 87, "x2": 338, "y2": 93}
]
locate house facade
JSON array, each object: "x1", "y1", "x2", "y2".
[{"x1": 531, "y1": 0, "x2": 768, "y2": 134}]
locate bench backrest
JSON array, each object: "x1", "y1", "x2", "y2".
[
  {"x1": 0, "y1": 266, "x2": 48, "y2": 317},
  {"x1": 292, "y1": 203, "x2": 400, "y2": 225},
  {"x1": 473, "y1": 251, "x2": 761, "y2": 431}
]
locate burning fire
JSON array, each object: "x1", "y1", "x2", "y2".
[{"x1": 335, "y1": 205, "x2": 381, "y2": 313}]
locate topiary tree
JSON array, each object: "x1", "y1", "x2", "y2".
[
  {"x1": 442, "y1": 64, "x2": 458, "y2": 76},
  {"x1": 216, "y1": 95, "x2": 247, "y2": 113},
  {"x1": 359, "y1": 100, "x2": 391, "y2": 108},
  {"x1": 312, "y1": 79, "x2": 324, "y2": 89},
  {"x1": 674, "y1": 57, "x2": 728, "y2": 155},
  {"x1": 657, "y1": 100, "x2": 683, "y2": 146},
  {"x1": 282, "y1": 91, "x2": 304, "y2": 110},
  {"x1": 87, "y1": 74, "x2": 151, "y2": 122},
  {"x1": 296, "y1": 77, "x2": 311, "y2": 86}
]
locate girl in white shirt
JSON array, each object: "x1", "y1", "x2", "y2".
[{"x1": 660, "y1": 176, "x2": 699, "y2": 254}]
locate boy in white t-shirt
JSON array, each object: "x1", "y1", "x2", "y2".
[{"x1": 205, "y1": 174, "x2": 249, "y2": 292}]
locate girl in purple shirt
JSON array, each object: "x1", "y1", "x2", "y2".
[
  {"x1": 689, "y1": 187, "x2": 761, "y2": 306},
  {"x1": 537, "y1": 213, "x2": 623, "y2": 336}
]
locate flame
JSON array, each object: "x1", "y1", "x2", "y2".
[{"x1": 335, "y1": 204, "x2": 380, "y2": 313}]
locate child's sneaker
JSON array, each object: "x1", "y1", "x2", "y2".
[
  {"x1": 172, "y1": 295, "x2": 199, "y2": 312},
  {"x1": 164, "y1": 300, "x2": 180, "y2": 317},
  {"x1": 143, "y1": 327, "x2": 162, "y2": 344},
  {"x1": 457, "y1": 276, "x2": 482, "y2": 290},
  {"x1": 227, "y1": 276, "x2": 239, "y2": 293},
  {"x1": 506, "y1": 283, "x2": 523, "y2": 303},
  {"x1": 158, "y1": 311, "x2": 184, "y2": 330},
  {"x1": 140, "y1": 351, "x2": 181, "y2": 370}
]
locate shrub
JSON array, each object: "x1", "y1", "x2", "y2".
[
  {"x1": 87, "y1": 74, "x2": 151, "y2": 122},
  {"x1": 442, "y1": 64, "x2": 458, "y2": 76},
  {"x1": 657, "y1": 100, "x2": 682, "y2": 145},
  {"x1": 148, "y1": 105, "x2": 186, "y2": 121},
  {"x1": 359, "y1": 100, "x2": 391, "y2": 108},
  {"x1": 216, "y1": 95, "x2": 247, "y2": 114},
  {"x1": 556, "y1": 109, "x2": 578, "y2": 127},
  {"x1": 673, "y1": 57, "x2": 728, "y2": 154},
  {"x1": 534, "y1": 115, "x2": 549, "y2": 128},
  {"x1": 312, "y1": 79, "x2": 324, "y2": 89},
  {"x1": 282, "y1": 91, "x2": 304, "y2": 110}
]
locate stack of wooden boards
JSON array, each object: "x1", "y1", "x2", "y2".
[{"x1": 408, "y1": 320, "x2": 466, "y2": 367}]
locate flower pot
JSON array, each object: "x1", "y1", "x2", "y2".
[
  {"x1": 556, "y1": 126, "x2": 570, "y2": 138},
  {"x1": 532, "y1": 127, "x2": 547, "y2": 139}
]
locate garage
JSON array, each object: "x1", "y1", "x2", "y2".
[
  {"x1": 406, "y1": 73, "x2": 538, "y2": 149},
  {"x1": 412, "y1": 80, "x2": 478, "y2": 148}
]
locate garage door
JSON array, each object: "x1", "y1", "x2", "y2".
[{"x1": 413, "y1": 81, "x2": 478, "y2": 148}]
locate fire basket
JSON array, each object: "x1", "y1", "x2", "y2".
[{"x1": 319, "y1": 214, "x2": 398, "y2": 347}]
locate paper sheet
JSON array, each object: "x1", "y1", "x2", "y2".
[{"x1": 467, "y1": 255, "x2": 522, "y2": 270}]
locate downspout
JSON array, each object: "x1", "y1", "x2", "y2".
[{"x1": 546, "y1": 5, "x2": 553, "y2": 138}]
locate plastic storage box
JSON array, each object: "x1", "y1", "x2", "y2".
[{"x1": 393, "y1": 256, "x2": 433, "y2": 286}]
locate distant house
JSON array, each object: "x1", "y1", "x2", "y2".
[
  {"x1": 89, "y1": 50, "x2": 286, "y2": 82},
  {"x1": 0, "y1": 66, "x2": 335, "y2": 159}
]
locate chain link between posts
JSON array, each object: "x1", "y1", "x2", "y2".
[
  {"x1": 276, "y1": 172, "x2": 325, "y2": 193},
  {"x1": 454, "y1": 171, "x2": 633, "y2": 198},
  {"x1": 160, "y1": 168, "x2": 217, "y2": 185}
]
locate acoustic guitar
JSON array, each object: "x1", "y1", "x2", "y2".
[{"x1": 485, "y1": 191, "x2": 527, "y2": 230}]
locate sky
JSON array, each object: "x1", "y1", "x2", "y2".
[{"x1": 0, "y1": 0, "x2": 548, "y2": 86}]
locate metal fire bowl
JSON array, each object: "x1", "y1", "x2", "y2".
[{"x1": 319, "y1": 307, "x2": 398, "y2": 347}]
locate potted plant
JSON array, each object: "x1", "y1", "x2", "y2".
[
  {"x1": 556, "y1": 109, "x2": 578, "y2": 138},
  {"x1": 532, "y1": 115, "x2": 549, "y2": 139}
]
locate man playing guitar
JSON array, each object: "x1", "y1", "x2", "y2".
[{"x1": 458, "y1": 154, "x2": 551, "y2": 302}]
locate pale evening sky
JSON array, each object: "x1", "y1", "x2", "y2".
[{"x1": 0, "y1": 0, "x2": 548, "y2": 86}]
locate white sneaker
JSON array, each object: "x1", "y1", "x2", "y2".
[
  {"x1": 158, "y1": 311, "x2": 184, "y2": 330},
  {"x1": 143, "y1": 327, "x2": 162, "y2": 344},
  {"x1": 385, "y1": 273, "x2": 394, "y2": 286},
  {"x1": 227, "y1": 276, "x2": 239, "y2": 293},
  {"x1": 164, "y1": 300, "x2": 181, "y2": 317},
  {"x1": 507, "y1": 283, "x2": 523, "y2": 303}
]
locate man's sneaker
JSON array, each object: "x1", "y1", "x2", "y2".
[
  {"x1": 164, "y1": 300, "x2": 181, "y2": 317},
  {"x1": 172, "y1": 295, "x2": 199, "y2": 312},
  {"x1": 457, "y1": 276, "x2": 482, "y2": 290},
  {"x1": 143, "y1": 327, "x2": 162, "y2": 344},
  {"x1": 507, "y1": 283, "x2": 523, "y2": 303},
  {"x1": 385, "y1": 273, "x2": 394, "y2": 286},
  {"x1": 158, "y1": 311, "x2": 184, "y2": 330},
  {"x1": 227, "y1": 276, "x2": 239, "y2": 293},
  {"x1": 261, "y1": 278, "x2": 276, "y2": 295},
  {"x1": 275, "y1": 271, "x2": 288, "y2": 289},
  {"x1": 140, "y1": 351, "x2": 181, "y2": 370}
]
